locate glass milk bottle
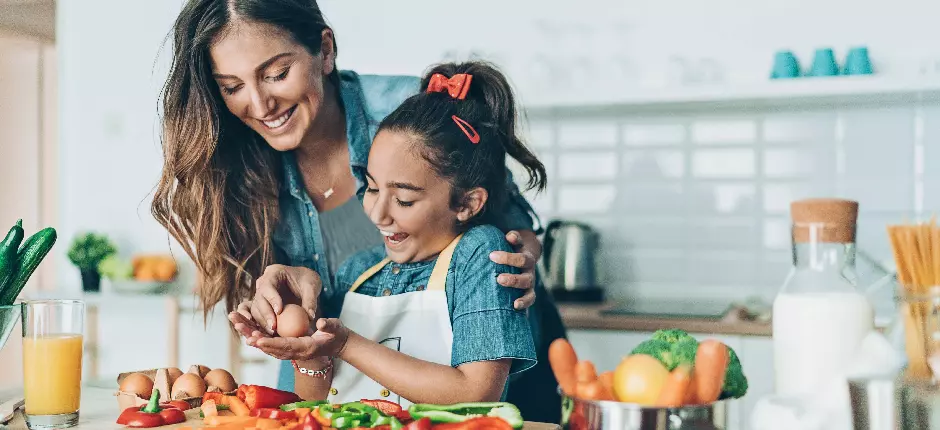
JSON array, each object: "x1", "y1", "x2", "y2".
[{"x1": 772, "y1": 198, "x2": 874, "y2": 397}]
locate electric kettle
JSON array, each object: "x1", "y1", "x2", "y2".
[{"x1": 541, "y1": 220, "x2": 603, "y2": 302}]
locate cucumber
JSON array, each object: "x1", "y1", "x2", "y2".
[
  {"x1": 0, "y1": 220, "x2": 24, "y2": 290},
  {"x1": 0, "y1": 227, "x2": 56, "y2": 306}
]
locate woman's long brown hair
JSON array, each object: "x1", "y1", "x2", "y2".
[{"x1": 152, "y1": 0, "x2": 337, "y2": 319}]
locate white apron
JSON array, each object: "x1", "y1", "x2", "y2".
[{"x1": 327, "y1": 235, "x2": 461, "y2": 407}]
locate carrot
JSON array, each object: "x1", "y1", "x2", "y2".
[
  {"x1": 656, "y1": 364, "x2": 693, "y2": 407},
  {"x1": 549, "y1": 338, "x2": 579, "y2": 395},
  {"x1": 293, "y1": 407, "x2": 311, "y2": 419},
  {"x1": 203, "y1": 415, "x2": 258, "y2": 426},
  {"x1": 598, "y1": 371, "x2": 615, "y2": 400},
  {"x1": 201, "y1": 399, "x2": 218, "y2": 418},
  {"x1": 254, "y1": 418, "x2": 282, "y2": 429},
  {"x1": 227, "y1": 396, "x2": 251, "y2": 417},
  {"x1": 690, "y1": 340, "x2": 729, "y2": 404},
  {"x1": 575, "y1": 360, "x2": 597, "y2": 383}
]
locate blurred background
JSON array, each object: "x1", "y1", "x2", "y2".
[{"x1": 3, "y1": 0, "x2": 940, "y2": 426}]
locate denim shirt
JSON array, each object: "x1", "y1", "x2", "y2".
[
  {"x1": 274, "y1": 71, "x2": 542, "y2": 391},
  {"x1": 330, "y1": 225, "x2": 537, "y2": 377}
]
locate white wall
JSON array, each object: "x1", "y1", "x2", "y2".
[
  {"x1": 57, "y1": 0, "x2": 188, "y2": 290},
  {"x1": 56, "y1": 0, "x2": 940, "y2": 299}
]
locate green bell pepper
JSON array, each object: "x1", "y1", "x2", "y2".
[
  {"x1": 281, "y1": 400, "x2": 328, "y2": 411},
  {"x1": 408, "y1": 402, "x2": 524, "y2": 429}
]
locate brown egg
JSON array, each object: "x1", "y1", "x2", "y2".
[
  {"x1": 119, "y1": 373, "x2": 153, "y2": 398},
  {"x1": 166, "y1": 367, "x2": 184, "y2": 386},
  {"x1": 171, "y1": 373, "x2": 207, "y2": 398},
  {"x1": 276, "y1": 304, "x2": 311, "y2": 338},
  {"x1": 203, "y1": 368, "x2": 237, "y2": 393}
]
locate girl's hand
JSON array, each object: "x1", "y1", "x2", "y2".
[
  {"x1": 489, "y1": 230, "x2": 541, "y2": 310},
  {"x1": 252, "y1": 264, "x2": 323, "y2": 335},
  {"x1": 254, "y1": 318, "x2": 351, "y2": 360},
  {"x1": 228, "y1": 301, "x2": 273, "y2": 347}
]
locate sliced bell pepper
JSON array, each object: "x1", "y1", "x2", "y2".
[
  {"x1": 295, "y1": 412, "x2": 323, "y2": 430},
  {"x1": 402, "y1": 417, "x2": 431, "y2": 430},
  {"x1": 431, "y1": 417, "x2": 513, "y2": 430},
  {"x1": 360, "y1": 400, "x2": 410, "y2": 422},
  {"x1": 281, "y1": 400, "x2": 328, "y2": 411},
  {"x1": 162, "y1": 400, "x2": 192, "y2": 411},
  {"x1": 252, "y1": 408, "x2": 298, "y2": 421},
  {"x1": 311, "y1": 406, "x2": 332, "y2": 427},
  {"x1": 240, "y1": 385, "x2": 303, "y2": 410},
  {"x1": 116, "y1": 389, "x2": 187, "y2": 428},
  {"x1": 407, "y1": 403, "x2": 523, "y2": 430}
]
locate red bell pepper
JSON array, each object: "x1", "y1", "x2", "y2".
[
  {"x1": 251, "y1": 407, "x2": 298, "y2": 421},
  {"x1": 294, "y1": 411, "x2": 323, "y2": 430},
  {"x1": 431, "y1": 417, "x2": 513, "y2": 430},
  {"x1": 237, "y1": 385, "x2": 302, "y2": 410},
  {"x1": 161, "y1": 400, "x2": 191, "y2": 411},
  {"x1": 115, "y1": 389, "x2": 187, "y2": 428},
  {"x1": 360, "y1": 399, "x2": 411, "y2": 421},
  {"x1": 402, "y1": 417, "x2": 432, "y2": 430}
]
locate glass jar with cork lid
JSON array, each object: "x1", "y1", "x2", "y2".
[{"x1": 772, "y1": 198, "x2": 875, "y2": 398}]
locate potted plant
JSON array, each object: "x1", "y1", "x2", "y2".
[{"x1": 67, "y1": 232, "x2": 116, "y2": 292}]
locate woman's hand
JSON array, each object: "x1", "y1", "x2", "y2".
[
  {"x1": 254, "y1": 318, "x2": 351, "y2": 361},
  {"x1": 250, "y1": 264, "x2": 323, "y2": 335},
  {"x1": 489, "y1": 230, "x2": 542, "y2": 310},
  {"x1": 229, "y1": 300, "x2": 272, "y2": 346}
]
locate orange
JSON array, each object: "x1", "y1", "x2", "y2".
[{"x1": 612, "y1": 354, "x2": 670, "y2": 404}]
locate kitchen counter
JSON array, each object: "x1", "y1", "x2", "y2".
[
  {"x1": 557, "y1": 302, "x2": 773, "y2": 337},
  {"x1": 0, "y1": 387, "x2": 561, "y2": 430}
]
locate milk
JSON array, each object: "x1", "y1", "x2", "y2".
[{"x1": 772, "y1": 291, "x2": 874, "y2": 397}]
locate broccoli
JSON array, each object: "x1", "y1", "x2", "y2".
[
  {"x1": 629, "y1": 335, "x2": 697, "y2": 371},
  {"x1": 719, "y1": 347, "x2": 748, "y2": 400},
  {"x1": 651, "y1": 329, "x2": 697, "y2": 344},
  {"x1": 632, "y1": 329, "x2": 749, "y2": 400}
]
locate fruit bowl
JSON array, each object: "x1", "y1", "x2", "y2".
[{"x1": 560, "y1": 390, "x2": 728, "y2": 430}]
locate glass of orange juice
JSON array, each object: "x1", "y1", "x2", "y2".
[{"x1": 21, "y1": 299, "x2": 84, "y2": 429}]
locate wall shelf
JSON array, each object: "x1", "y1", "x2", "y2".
[{"x1": 522, "y1": 75, "x2": 940, "y2": 117}]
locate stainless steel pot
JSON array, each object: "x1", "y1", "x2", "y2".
[{"x1": 561, "y1": 393, "x2": 728, "y2": 430}]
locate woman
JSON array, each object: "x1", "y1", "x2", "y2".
[{"x1": 152, "y1": 0, "x2": 566, "y2": 422}]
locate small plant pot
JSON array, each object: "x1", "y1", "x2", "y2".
[{"x1": 80, "y1": 269, "x2": 101, "y2": 292}]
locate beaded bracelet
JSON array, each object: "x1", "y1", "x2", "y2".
[{"x1": 291, "y1": 358, "x2": 333, "y2": 378}]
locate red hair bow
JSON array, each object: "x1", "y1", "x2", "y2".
[{"x1": 426, "y1": 73, "x2": 473, "y2": 100}]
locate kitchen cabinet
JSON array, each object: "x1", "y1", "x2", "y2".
[{"x1": 567, "y1": 329, "x2": 773, "y2": 430}]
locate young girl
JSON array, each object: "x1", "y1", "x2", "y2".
[{"x1": 242, "y1": 61, "x2": 548, "y2": 405}]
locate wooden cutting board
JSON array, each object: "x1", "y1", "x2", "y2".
[{"x1": 5, "y1": 408, "x2": 560, "y2": 430}]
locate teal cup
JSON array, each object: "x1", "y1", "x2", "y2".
[
  {"x1": 771, "y1": 50, "x2": 801, "y2": 79},
  {"x1": 843, "y1": 46, "x2": 873, "y2": 75},
  {"x1": 807, "y1": 48, "x2": 840, "y2": 77}
]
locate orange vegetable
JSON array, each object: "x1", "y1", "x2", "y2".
[
  {"x1": 548, "y1": 339, "x2": 579, "y2": 395},
  {"x1": 656, "y1": 364, "x2": 693, "y2": 407},
  {"x1": 577, "y1": 380, "x2": 614, "y2": 401},
  {"x1": 689, "y1": 340, "x2": 729, "y2": 404},
  {"x1": 575, "y1": 360, "x2": 597, "y2": 383},
  {"x1": 201, "y1": 399, "x2": 218, "y2": 418},
  {"x1": 311, "y1": 407, "x2": 331, "y2": 427},
  {"x1": 227, "y1": 396, "x2": 251, "y2": 417},
  {"x1": 293, "y1": 408, "x2": 311, "y2": 419},
  {"x1": 202, "y1": 415, "x2": 257, "y2": 426},
  {"x1": 598, "y1": 371, "x2": 616, "y2": 399},
  {"x1": 254, "y1": 418, "x2": 281, "y2": 429}
]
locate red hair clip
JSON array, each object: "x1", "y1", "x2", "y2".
[
  {"x1": 426, "y1": 73, "x2": 473, "y2": 100},
  {"x1": 452, "y1": 115, "x2": 480, "y2": 144}
]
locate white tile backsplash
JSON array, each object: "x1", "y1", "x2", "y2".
[
  {"x1": 622, "y1": 123, "x2": 686, "y2": 146},
  {"x1": 691, "y1": 119, "x2": 757, "y2": 144},
  {"x1": 530, "y1": 103, "x2": 937, "y2": 300}
]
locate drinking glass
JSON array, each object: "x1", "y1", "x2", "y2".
[{"x1": 21, "y1": 299, "x2": 84, "y2": 429}]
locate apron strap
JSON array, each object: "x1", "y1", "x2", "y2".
[
  {"x1": 350, "y1": 257, "x2": 392, "y2": 292},
  {"x1": 427, "y1": 234, "x2": 463, "y2": 291}
]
